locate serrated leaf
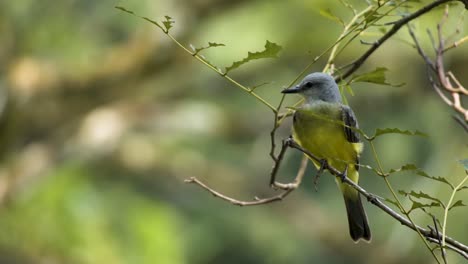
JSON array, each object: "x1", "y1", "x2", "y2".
[
  {"x1": 409, "y1": 200, "x2": 440, "y2": 212},
  {"x1": 459, "y1": 159, "x2": 468, "y2": 170},
  {"x1": 193, "y1": 42, "x2": 226, "y2": 54},
  {"x1": 115, "y1": 6, "x2": 172, "y2": 33},
  {"x1": 319, "y1": 8, "x2": 345, "y2": 26},
  {"x1": 225, "y1": 40, "x2": 282, "y2": 74},
  {"x1": 368, "y1": 127, "x2": 428, "y2": 140},
  {"x1": 398, "y1": 190, "x2": 443, "y2": 206},
  {"x1": 349, "y1": 67, "x2": 405, "y2": 87},
  {"x1": 162, "y1": 15, "x2": 174, "y2": 32},
  {"x1": 142, "y1": 17, "x2": 165, "y2": 31},
  {"x1": 390, "y1": 164, "x2": 452, "y2": 187},
  {"x1": 448, "y1": 200, "x2": 466, "y2": 210}
]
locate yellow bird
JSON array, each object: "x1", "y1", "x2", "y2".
[{"x1": 282, "y1": 72, "x2": 371, "y2": 242}]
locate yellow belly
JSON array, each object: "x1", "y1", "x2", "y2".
[{"x1": 292, "y1": 102, "x2": 362, "y2": 172}]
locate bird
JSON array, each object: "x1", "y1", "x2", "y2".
[{"x1": 281, "y1": 72, "x2": 371, "y2": 242}]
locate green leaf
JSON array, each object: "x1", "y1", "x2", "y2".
[
  {"x1": 390, "y1": 164, "x2": 452, "y2": 188},
  {"x1": 142, "y1": 17, "x2": 165, "y2": 31},
  {"x1": 349, "y1": 67, "x2": 405, "y2": 87},
  {"x1": 458, "y1": 159, "x2": 468, "y2": 170},
  {"x1": 448, "y1": 200, "x2": 466, "y2": 210},
  {"x1": 162, "y1": 16, "x2": 174, "y2": 32},
  {"x1": 457, "y1": 186, "x2": 468, "y2": 192},
  {"x1": 225, "y1": 40, "x2": 282, "y2": 74},
  {"x1": 409, "y1": 200, "x2": 440, "y2": 212},
  {"x1": 115, "y1": 6, "x2": 173, "y2": 33},
  {"x1": 368, "y1": 127, "x2": 428, "y2": 140},
  {"x1": 398, "y1": 190, "x2": 443, "y2": 206},
  {"x1": 319, "y1": 8, "x2": 344, "y2": 26},
  {"x1": 192, "y1": 42, "x2": 226, "y2": 54},
  {"x1": 115, "y1": 6, "x2": 135, "y2": 15}
]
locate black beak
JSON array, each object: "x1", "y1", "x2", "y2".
[{"x1": 281, "y1": 85, "x2": 301, "y2": 94}]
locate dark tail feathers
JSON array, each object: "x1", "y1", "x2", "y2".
[{"x1": 344, "y1": 194, "x2": 371, "y2": 242}]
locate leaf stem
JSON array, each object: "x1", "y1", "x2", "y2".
[
  {"x1": 368, "y1": 141, "x2": 441, "y2": 264},
  {"x1": 166, "y1": 34, "x2": 277, "y2": 112},
  {"x1": 442, "y1": 173, "x2": 468, "y2": 250}
]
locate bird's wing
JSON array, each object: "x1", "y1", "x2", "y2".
[{"x1": 341, "y1": 105, "x2": 360, "y2": 143}]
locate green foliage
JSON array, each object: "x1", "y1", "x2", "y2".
[
  {"x1": 398, "y1": 190, "x2": 443, "y2": 205},
  {"x1": 3, "y1": 1, "x2": 467, "y2": 263},
  {"x1": 348, "y1": 67, "x2": 405, "y2": 87},
  {"x1": 448, "y1": 200, "x2": 466, "y2": 210},
  {"x1": 389, "y1": 163, "x2": 452, "y2": 188},
  {"x1": 115, "y1": 6, "x2": 174, "y2": 33},
  {"x1": 398, "y1": 190, "x2": 442, "y2": 213},
  {"x1": 366, "y1": 128, "x2": 428, "y2": 141},
  {"x1": 162, "y1": 15, "x2": 175, "y2": 32},
  {"x1": 224, "y1": 40, "x2": 282, "y2": 74},
  {"x1": 192, "y1": 42, "x2": 226, "y2": 55}
]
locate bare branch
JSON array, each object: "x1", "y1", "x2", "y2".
[
  {"x1": 408, "y1": 4, "x2": 468, "y2": 128},
  {"x1": 336, "y1": 0, "x2": 458, "y2": 82},
  {"x1": 427, "y1": 237, "x2": 468, "y2": 259},
  {"x1": 185, "y1": 138, "x2": 307, "y2": 207}
]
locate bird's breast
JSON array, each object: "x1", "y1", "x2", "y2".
[{"x1": 292, "y1": 103, "x2": 357, "y2": 170}]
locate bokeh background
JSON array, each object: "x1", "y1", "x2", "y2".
[{"x1": 0, "y1": 0, "x2": 467, "y2": 263}]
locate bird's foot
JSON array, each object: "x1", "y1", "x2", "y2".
[{"x1": 313, "y1": 159, "x2": 328, "y2": 192}]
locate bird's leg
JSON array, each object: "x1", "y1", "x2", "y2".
[{"x1": 313, "y1": 159, "x2": 328, "y2": 192}]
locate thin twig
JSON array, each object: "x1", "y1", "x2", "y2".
[
  {"x1": 427, "y1": 237, "x2": 468, "y2": 259},
  {"x1": 453, "y1": 114, "x2": 468, "y2": 132},
  {"x1": 408, "y1": 25, "x2": 436, "y2": 70},
  {"x1": 337, "y1": 0, "x2": 456, "y2": 82},
  {"x1": 441, "y1": 173, "x2": 468, "y2": 254},
  {"x1": 185, "y1": 138, "x2": 306, "y2": 207},
  {"x1": 432, "y1": 215, "x2": 447, "y2": 263},
  {"x1": 408, "y1": 3, "x2": 468, "y2": 126}
]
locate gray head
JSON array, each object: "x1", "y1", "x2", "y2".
[{"x1": 282, "y1": 72, "x2": 341, "y2": 103}]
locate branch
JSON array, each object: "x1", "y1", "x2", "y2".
[
  {"x1": 336, "y1": 0, "x2": 458, "y2": 82},
  {"x1": 185, "y1": 138, "x2": 308, "y2": 206},
  {"x1": 186, "y1": 137, "x2": 468, "y2": 259},
  {"x1": 286, "y1": 140, "x2": 468, "y2": 259},
  {"x1": 408, "y1": 5, "x2": 468, "y2": 130}
]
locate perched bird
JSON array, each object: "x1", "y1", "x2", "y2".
[{"x1": 282, "y1": 72, "x2": 371, "y2": 242}]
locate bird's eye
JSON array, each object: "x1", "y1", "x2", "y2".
[{"x1": 304, "y1": 82, "x2": 313, "y2": 88}]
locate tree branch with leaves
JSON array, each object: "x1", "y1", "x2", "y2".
[{"x1": 117, "y1": 0, "x2": 468, "y2": 262}]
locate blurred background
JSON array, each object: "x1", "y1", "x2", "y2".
[{"x1": 0, "y1": 0, "x2": 467, "y2": 263}]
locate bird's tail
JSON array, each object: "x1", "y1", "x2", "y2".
[{"x1": 342, "y1": 185, "x2": 371, "y2": 242}]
